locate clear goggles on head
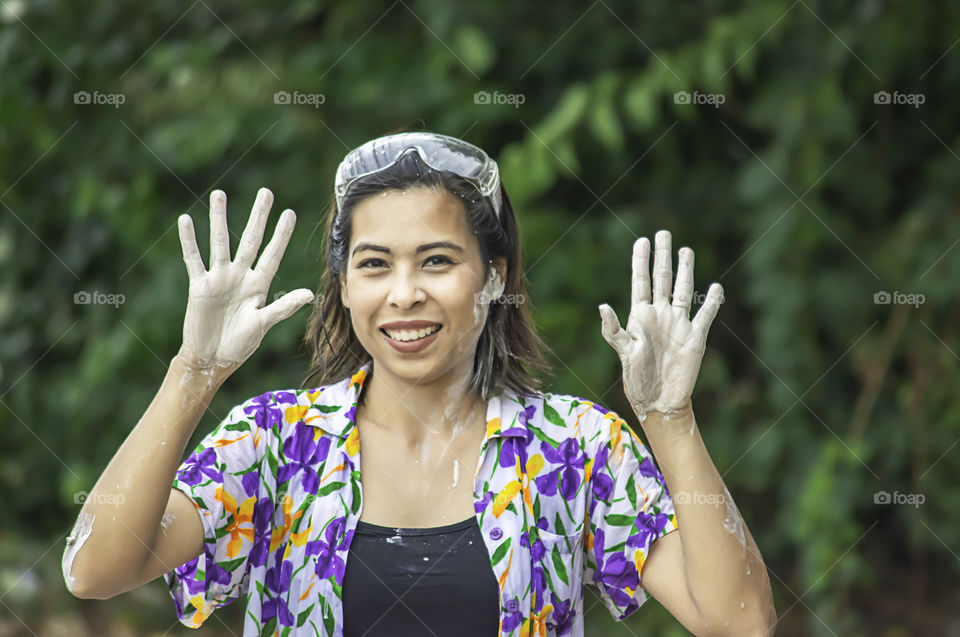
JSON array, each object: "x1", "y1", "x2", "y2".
[{"x1": 334, "y1": 131, "x2": 502, "y2": 219}]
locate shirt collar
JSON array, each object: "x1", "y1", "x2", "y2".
[{"x1": 304, "y1": 361, "x2": 531, "y2": 441}]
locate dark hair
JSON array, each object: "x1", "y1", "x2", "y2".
[{"x1": 299, "y1": 144, "x2": 552, "y2": 401}]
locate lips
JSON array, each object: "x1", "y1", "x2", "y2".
[{"x1": 380, "y1": 324, "x2": 442, "y2": 353}]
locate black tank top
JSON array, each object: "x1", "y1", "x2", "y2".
[{"x1": 342, "y1": 515, "x2": 501, "y2": 636}]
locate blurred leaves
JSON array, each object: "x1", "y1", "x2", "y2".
[{"x1": 1, "y1": 0, "x2": 959, "y2": 635}]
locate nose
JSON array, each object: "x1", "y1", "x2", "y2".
[{"x1": 386, "y1": 266, "x2": 427, "y2": 308}]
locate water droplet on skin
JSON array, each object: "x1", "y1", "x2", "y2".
[
  {"x1": 746, "y1": 567, "x2": 752, "y2": 575},
  {"x1": 740, "y1": 601, "x2": 745, "y2": 609}
]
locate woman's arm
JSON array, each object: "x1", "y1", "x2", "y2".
[
  {"x1": 63, "y1": 187, "x2": 314, "y2": 599},
  {"x1": 598, "y1": 230, "x2": 775, "y2": 634},
  {"x1": 63, "y1": 347, "x2": 231, "y2": 599},
  {"x1": 637, "y1": 407, "x2": 776, "y2": 636}
]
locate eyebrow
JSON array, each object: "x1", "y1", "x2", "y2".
[{"x1": 351, "y1": 241, "x2": 464, "y2": 257}]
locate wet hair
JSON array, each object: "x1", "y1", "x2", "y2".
[{"x1": 299, "y1": 147, "x2": 553, "y2": 401}]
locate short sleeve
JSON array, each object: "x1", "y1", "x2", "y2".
[
  {"x1": 164, "y1": 395, "x2": 268, "y2": 627},
  {"x1": 583, "y1": 405, "x2": 678, "y2": 621}
]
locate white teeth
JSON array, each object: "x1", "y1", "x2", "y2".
[{"x1": 384, "y1": 325, "x2": 441, "y2": 342}]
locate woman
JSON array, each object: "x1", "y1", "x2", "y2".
[{"x1": 62, "y1": 131, "x2": 776, "y2": 636}]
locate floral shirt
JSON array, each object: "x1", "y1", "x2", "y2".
[{"x1": 165, "y1": 361, "x2": 678, "y2": 636}]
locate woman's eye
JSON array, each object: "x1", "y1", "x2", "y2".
[
  {"x1": 358, "y1": 258, "x2": 385, "y2": 268},
  {"x1": 425, "y1": 255, "x2": 454, "y2": 266}
]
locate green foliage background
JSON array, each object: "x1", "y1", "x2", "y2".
[{"x1": 1, "y1": 1, "x2": 958, "y2": 635}]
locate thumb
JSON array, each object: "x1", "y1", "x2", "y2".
[
  {"x1": 260, "y1": 289, "x2": 315, "y2": 327},
  {"x1": 598, "y1": 304, "x2": 630, "y2": 357}
]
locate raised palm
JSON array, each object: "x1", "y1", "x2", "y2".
[
  {"x1": 599, "y1": 230, "x2": 723, "y2": 421},
  {"x1": 178, "y1": 188, "x2": 315, "y2": 368}
]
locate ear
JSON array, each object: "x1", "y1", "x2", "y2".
[
  {"x1": 339, "y1": 274, "x2": 350, "y2": 310},
  {"x1": 491, "y1": 257, "x2": 507, "y2": 285}
]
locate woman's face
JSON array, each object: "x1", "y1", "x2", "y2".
[{"x1": 340, "y1": 187, "x2": 506, "y2": 385}]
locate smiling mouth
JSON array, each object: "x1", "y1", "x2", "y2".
[{"x1": 380, "y1": 325, "x2": 443, "y2": 342}]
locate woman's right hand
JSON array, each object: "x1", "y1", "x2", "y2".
[{"x1": 177, "y1": 187, "x2": 315, "y2": 371}]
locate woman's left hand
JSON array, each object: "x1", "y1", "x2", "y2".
[{"x1": 598, "y1": 230, "x2": 724, "y2": 422}]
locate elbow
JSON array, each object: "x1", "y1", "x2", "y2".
[{"x1": 65, "y1": 577, "x2": 113, "y2": 600}]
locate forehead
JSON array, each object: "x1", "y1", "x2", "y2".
[{"x1": 350, "y1": 187, "x2": 472, "y2": 247}]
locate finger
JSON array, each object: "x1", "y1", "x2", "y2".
[
  {"x1": 254, "y1": 209, "x2": 296, "y2": 281},
  {"x1": 235, "y1": 187, "x2": 274, "y2": 270},
  {"x1": 652, "y1": 229, "x2": 672, "y2": 305},
  {"x1": 631, "y1": 237, "x2": 651, "y2": 307},
  {"x1": 691, "y1": 282, "x2": 724, "y2": 334},
  {"x1": 260, "y1": 289, "x2": 316, "y2": 328},
  {"x1": 671, "y1": 247, "x2": 694, "y2": 315},
  {"x1": 209, "y1": 190, "x2": 230, "y2": 268},
  {"x1": 599, "y1": 304, "x2": 631, "y2": 357},
  {"x1": 178, "y1": 214, "x2": 206, "y2": 280}
]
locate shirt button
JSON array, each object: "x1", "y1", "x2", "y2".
[
  {"x1": 489, "y1": 527, "x2": 503, "y2": 540},
  {"x1": 505, "y1": 599, "x2": 520, "y2": 613}
]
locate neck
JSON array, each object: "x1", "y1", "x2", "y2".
[{"x1": 359, "y1": 361, "x2": 486, "y2": 451}]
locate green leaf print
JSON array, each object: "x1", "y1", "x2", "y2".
[{"x1": 491, "y1": 537, "x2": 512, "y2": 565}]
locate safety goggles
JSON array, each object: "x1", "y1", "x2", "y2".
[{"x1": 334, "y1": 132, "x2": 502, "y2": 219}]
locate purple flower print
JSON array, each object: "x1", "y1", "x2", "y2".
[
  {"x1": 177, "y1": 448, "x2": 221, "y2": 487},
  {"x1": 244, "y1": 392, "x2": 285, "y2": 430},
  {"x1": 526, "y1": 518, "x2": 550, "y2": 561},
  {"x1": 549, "y1": 593, "x2": 576, "y2": 636},
  {"x1": 306, "y1": 516, "x2": 350, "y2": 585},
  {"x1": 626, "y1": 512, "x2": 670, "y2": 552},
  {"x1": 474, "y1": 490, "x2": 494, "y2": 514},
  {"x1": 174, "y1": 542, "x2": 232, "y2": 597},
  {"x1": 277, "y1": 422, "x2": 331, "y2": 494},
  {"x1": 249, "y1": 497, "x2": 275, "y2": 568},
  {"x1": 589, "y1": 443, "x2": 614, "y2": 518},
  {"x1": 263, "y1": 559, "x2": 294, "y2": 626},
  {"x1": 502, "y1": 605, "x2": 523, "y2": 633},
  {"x1": 241, "y1": 471, "x2": 260, "y2": 497},
  {"x1": 638, "y1": 456, "x2": 666, "y2": 485},
  {"x1": 499, "y1": 409, "x2": 535, "y2": 471},
  {"x1": 534, "y1": 439, "x2": 586, "y2": 500},
  {"x1": 592, "y1": 527, "x2": 640, "y2": 610},
  {"x1": 531, "y1": 564, "x2": 548, "y2": 613}
]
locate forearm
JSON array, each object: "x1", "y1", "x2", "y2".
[
  {"x1": 637, "y1": 405, "x2": 776, "y2": 636},
  {"x1": 64, "y1": 347, "x2": 232, "y2": 597}
]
